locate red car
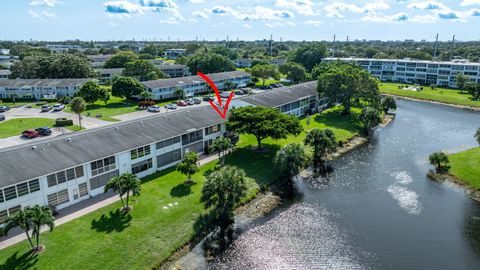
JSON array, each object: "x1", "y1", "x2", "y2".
[
  {"x1": 176, "y1": 100, "x2": 187, "y2": 106},
  {"x1": 22, "y1": 130, "x2": 39, "y2": 139}
]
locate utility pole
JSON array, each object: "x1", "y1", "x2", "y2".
[
  {"x1": 433, "y1": 33, "x2": 439, "y2": 60},
  {"x1": 450, "y1": 35, "x2": 455, "y2": 61},
  {"x1": 332, "y1": 34, "x2": 336, "y2": 58}
]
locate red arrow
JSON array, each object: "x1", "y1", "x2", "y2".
[{"x1": 197, "y1": 72, "x2": 234, "y2": 119}]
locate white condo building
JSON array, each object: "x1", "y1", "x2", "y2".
[{"x1": 323, "y1": 58, "x2": 480, "y2": 88}]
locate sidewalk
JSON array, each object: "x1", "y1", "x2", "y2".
[{"x1": 0, "y1": 153, "x2": 220, "y2": 250}]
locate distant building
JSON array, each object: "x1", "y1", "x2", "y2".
[
  {"x1": 164, "y1": 49, "x2": 186, "y2": 60},
  {"x1": 270, "y1": 59, "x2": 287, "y2": 66},
  {"x1": 0, "y1": 70, "x2": 11, "y2": 80},
  {"x1": 323, "y1": 57, "x2": 480, "y2": 87},
  {"x1": 0, "y1": 49, "x2": 10, "y2": 55},
  {"x1": 234, "y1": 59, "x2": 252, "y2": 68},
  {"x1": 0, "y1": 79, "x2": 95, "y2": 99},
  {"x1": 86, "y1": 54, "x2": 114, "y2": 68},
  {"x1": 46, "y1": 44, "x2": 82, "y2": 53},
  {"x1": 156, "y1": 64, "x2": 187, "y2": 78},
  {"x1": 95, "y1": 68, "x2": 123, "y2": 84},
  {"x1": 142, "y1": 71, "x2": 251, "y2": 100}
]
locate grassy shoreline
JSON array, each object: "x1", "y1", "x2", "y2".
[
  {"x1": 449, "y1": 147, "x2": 480, "y2": 190},
  {"x1": 0, "y1": 106, "x2": 362, "y2": 270},
  {"x1": 379, "y1": 82, "x2": 480, "y2": 109}
]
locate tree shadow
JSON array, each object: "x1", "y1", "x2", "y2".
[
  {"x1": 0, "y1": 250, "x2": 38, "y2": 270},
  {"x1": 192, "y1": 212, "x2": 216, "y2": 244},
  {"x1": 170, "y1": 182, "x2": 197, "y2": 198},
  {"x1": 90, "y1": 209, "x2": 132, "y2": 233}
]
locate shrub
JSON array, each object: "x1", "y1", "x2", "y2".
[
  {"x1": 430, "y1": 84, "x2": 437, "y2": 89},
  {"x1": 55, "y1": 118, "x2": 73, "y2": 127}
]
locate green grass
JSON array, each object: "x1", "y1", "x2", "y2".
[
  {"x1": 0, "y1": 118, "x2": 83, "y2": 138},
  {"x1": 379, "y1": 82, "x2": 480, "y2": 108},
  {"x1": 255, "y1": 79, "x2": 280, "y2": 87},
  {"x1": 0, "y1": 106, "x2": 361, "y2": 270},
  {"x1": 449, "y1": 147, "x2": 480, "y2": 189},
  {"x1": 65, "y1": 96, "x2": 139, "y2": 122}
]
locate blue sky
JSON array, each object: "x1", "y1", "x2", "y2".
[{"x1": 1, "y1": 0, "x2": 480, "y2": 41}]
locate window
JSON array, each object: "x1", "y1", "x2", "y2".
[
  {"x1": 47, "y1": 189, "x2": 69, "y2": 207},
  {"x1": 4, "y1": 186, "x2": 17, "y2": 201},
  {"x1": 131, "y1": 145, "x2": 151, "y2": 160},
  {"x1": 66, "y1": 168, "x2": 76, "y2": 181},
  {"x1": 205, "y1": 124, "x2": 222, "y2": 136},
  {"x1": 0, "y1": 189, "x2": 3, "y2": 203},
  {"x1": 16, "y1": 182, "x2": 29, "y2": 197},
  {"x1": 132, "y1": 158, "x2": 153, "y2": 174},
  {"x1": 79, "y1": 183, "x2": 88, "y2": 197},
  {"x1": 157, "y1": 149, "x2": 182, "y2": 168},
  {"x1": 182, "y1": 130, "x2": 203, "y2": 145},
  {"x1": 75, "y1": 166, "x2": 84, "y2": 178},
  {"x1": 28, "y1": 179, "x2": 40, "y2": 193},
  {"x1": 47, "y1": 174, "x2": 57, "y2": 187},
  {"x1": 156, "y1": 136, "x2": 181, "y2": 149},
  {"x1": 91, "y1": 156, "x2": 116, "y2": 176},
  {"x1": 90, "y1": 170, "x2": 119, "y2": 190},
  {"x1": 47, "y1": 166, "x2": 84, "y2": 187},
  {"x1": 0, "y1": 210, "x2": 7, "y2": 224},
  {"x1": 8, "y1": 205, "x2": 21, "y2": 216}
]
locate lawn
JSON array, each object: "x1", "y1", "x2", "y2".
[
  {"x1": 65, "y1": 96, "x2": 139, "y2": 122},
  {"x1": 449, "y1": 147, "x2": 480, "y2": 189},
  {"x1": 379, "y1": 82, "x2": 480, "y2": 108},
  {"x1": 0, "y1": 118, "x2": 81, "y2": 138},
  {"x1": 0, "y1": 106, "x2": 361, "y2": 270}
]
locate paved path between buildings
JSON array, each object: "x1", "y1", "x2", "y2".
[{"x1": 0, "y1": 153, "x2": 220, "y2": 250}]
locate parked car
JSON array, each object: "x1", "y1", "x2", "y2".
[
  {"x1": 25, "y1": 105, "x2": 32, "y2": 109},
  {"x1": 0, "y1": 106, "x2": 10, "y2": 112},
  {"x1": 177, "y1": 100, "x2": 187, "y2": 106},
  {"x1": 41, "y1": 105, "x2": 52, "y2": 112},
  {"x1": 52, "y1": 103, "x2": 65, "y2": 111},
  {"x1": 147, "y1": 105, "x2": 161, "y2": 112},
  {"x1": 35, "y1": 126, "x2": 52, "y2": 136},
  {"x1": 0, "y1": 114, "x2": 4, "y2": 122},
  {"x1": 221, "y1": 91, "x2": 233, "y2": 98},
  {"x1": 186, "y1": 99, "x2": 195, "y2": 105},
  {"x1": 22, "y1": 130, "x2": 39, "y2": 139},
  {"x1": 193, "y1": 98, "x2": 201, "y2": 104},
  {"x1": 234, "y1": 90, "x2": 245, "y2": 95},
  {"x1": 203, "y1": 96, "x2": 214, "y2": 102},
  {"x1": 165, "y1": 103, "x2": 177, "y2": 110}
]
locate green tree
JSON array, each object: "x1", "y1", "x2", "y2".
[
  {"x1": 279, "y1": 62, "x2": 307, "y2": 83},
  {"x1": 99, "y1": 87, "x2": 110, "y2": 105},
  {"x1": 455, "y1": 74, "x2": 470, "y2": 93},
  {"x1": 465, "y1": 82, "x2": 480, "y2": 100},
  {"x1": 104, "y1": 51, "x2": 138, "y2": 68},
  {"x1": 29, "y1": 205, "x2": 55, "y2": 253},
  {"x1": 289, "y1": 43, "x2": 327, "y2": 71},
  {"x1": 174, "y1": 87, "x2": 185, "y2": 100},
  {"x1": 304, "y1": 128, "x2": 337, "y2": 174},
  {"x1": 186, "y1": 52, "x2": 236, "y2": 74},
  {"x1": 177, "y1": 151, "x2": 199, "y2": 184},
  {"x1": 138, "y1": 53, "x2": 155, "y2": 60},
  {"x1": 251, "y1": 64, "x2": 279, "y2": 86},
  {"x1": 139, "y1": 90, "x2": 152, "y2": 102},
  {"x1": 122, "y1": 60, "x2": 165, "y2": 81},
  {"x1": 360, "y1": 107, "x2": 382, "y2": 135},
  {"x1": 111, "y1": 76, "x2": 144, "y2": 99},
  {"x1": 475, "y1": 128, "x2": 480, "y2": 145},
  {"x1": 274, "y1": 143, "x2": 309, "y2": 189},
  {"x1": 104, "y1": 173, "x2": 141, "y2": 212},
  {"x1": 201, "y1": 166, "x2": 247, "y2": 249},
  {"x1": 429, "y1": 151, "x2": 450, "y2": 173},
  {"x1": 317, "y1": 61, "x2": 380, "y2": 115},
  {"x1": 227, "y1": 106, "x2": 303, "y2": 150},
  {"x1": 70, "y1": 97, "x2": 86, "y2": 129},
  {"x1": 77, "y1": 81, "x2": 103, "y2": 105},
  {"x1": 4, "y1": 208, "x2": 35, "y2": 251},
  {"x1": 210, "y1": 137, "x2": 234, "y2": 166},
  {"x1": 381, "y1": 96, "x2": 397, "y2": 114}
]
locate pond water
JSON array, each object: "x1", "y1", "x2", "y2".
[{"x1": 210, "y1": 99, "x2": 480, "y2": 270}]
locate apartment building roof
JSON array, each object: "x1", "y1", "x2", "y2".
[
  {"x1": 86, "y1": 54, "x2": 114, "y2": 62},
  {"x1": 141, "y1": 70, "x2": 250, "y2": 89},
  {"x1": 0, "y1": 78, "x2": 94, "y2": 88},
  {"x1": 323, "y1": 57, "x2": 480, "y2": 66},
  {"x1": 239, "y1": 81, "x2": 318, "y2": 108},
  {"x1": 156, "y1": 64, "x2": 185, "y2": 69},
  {"x1": 95, "y1": 68, "x2": 123, "y2": 74},
  {"x1": 0, "y1": 106, "x2": 225, "y2": 188},
  {"x1": 0, "y1": 70, "x2": 11, "y2": 76}
]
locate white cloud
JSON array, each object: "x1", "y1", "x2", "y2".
[
  {"x1": 29, "y1": 0, "x2": 59, "y2": 7},
  {"x1": 104, "y1": 1, "x2": 144, "y2": 17},
  {"x1": 324, "y1": 0, "x2": 390, "y2": 18},
  {"x1": 192, "y1": 10, "x2": 208, "y2": 19},
  {"x1": 461, "y1": 0, "x2": 480, "y2": 6},
  {"x1": 362, "y1": 12, "x2": 409, "y2": 23},
  {"x1": 275, "y1": 0, "x2": 317, "y2": 15},
  {"x1": 407, "y1": 1, "x2": 448, "y2": 10},
  {"x1": 243, "y1": 23, "x2": 252, "y2": 28},
  {"x1": 190, "y1": 0, "x2": 204, "y2": 3},
  {"x1": 28, "y1": 9, "x2": 56, "y2": 20},
  {"x1": 209, "y1": 5, "x2": 294, "y2": 21},
  {"x1": 303, "y1": 20, "x2": 322, "y2": 26}
]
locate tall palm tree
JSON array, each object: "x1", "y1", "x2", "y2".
[
  {"x1": 4, "y1": 209, "x2": 35, "y2": 251},
  {"x1": 210, "y1": 137, "x2": 234, "y2": 165},
  {"x1": 201, "y1": 166, "x2": 247, "y2": 249},
  {"x1": 28, "y1": 206, "x2": 55, "y2": 252},
  {"x1": 360, "y1": 106, "x2": 381, "y2": 135},
  {"x1": 274, "y1": 143, "x2": 309, "y2": 188},
  {"x1": 121, "y1": 173, "x2": 141, "y2": 210},
  {"x1": 104, "y1": 176, "x2": 126, "y2": 209},
  {"x1": 304, "y1": 128, "x2": 337, "y2": 174}
]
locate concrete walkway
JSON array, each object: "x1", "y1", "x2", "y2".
[{"x1": 0, "y1": 153, "x2": 221, "y2": 250}]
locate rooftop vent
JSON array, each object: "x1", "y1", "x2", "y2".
[
  {"x1": 139, "y1": 121, "x2": 144, "y2": 125},
  {"x1": 32, "y1": 146, "x2": 37, "y2": 150},
  {"x1": 65, "y1": 138, "x2": 72, "y2": 142},
  {"x1": 115, "y1": 126, "x2": 119, "y2": 131}
]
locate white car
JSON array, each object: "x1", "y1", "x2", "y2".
[
  {"x1": 221, "y1": 91, "x2": 234, "y2": 98},
  {"x1": 148, "y1": 105, "x2": 161, "y2": 112},
  {"x1": 52, "y1": 104, "x2": 65, "y2": 111}
]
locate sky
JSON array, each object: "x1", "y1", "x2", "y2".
[{"x1": 1, "y1": 0, "x2": 480, "y2": 41}]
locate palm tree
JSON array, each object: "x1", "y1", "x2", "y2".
[
  {"x1": 201, "y1": 166, "x2": 247, "y2": 249},
  {"x1": 176, "y1": 151, "x2": 199, "y2": 184},
  {"x1": 429, "y1": 151, "x2": 450, "y2": 173},
  {"x1": 475, "y1": 128, "x2": 480, "y2": 145},
  {"x1": 70, "y1": 97, "x2": 86, "y2": 129},
  {"x1": 360, "y1": 106, "x2": 381, "y2": 135},
  {"x1": 4, "y1": 209, "x2": 35, "y2": 251},
  {"x1": 381, "y1": 96, "x2": 397, "y2": 114},
  {"x1": 105, "y1": 173, "x2": 141, "y2": 211},
  {"x1": 304, "y1": 128, "x2": 337, "y2": 174},
  {"x1": 274, "y1": 143, "x2": 309, "y2": 189},
  {"x1": 139, "y1": 90, "x2": 152, "y2": 102},
  {"x1": 210, "y1": 137, "x2": 234, "y2": 166},
  {"x1": 174, "y1": 87, "x2": 184, "y2": 101},
  {"x1": 29, "y1": 205, "x2": 55, "y2": 253}
]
